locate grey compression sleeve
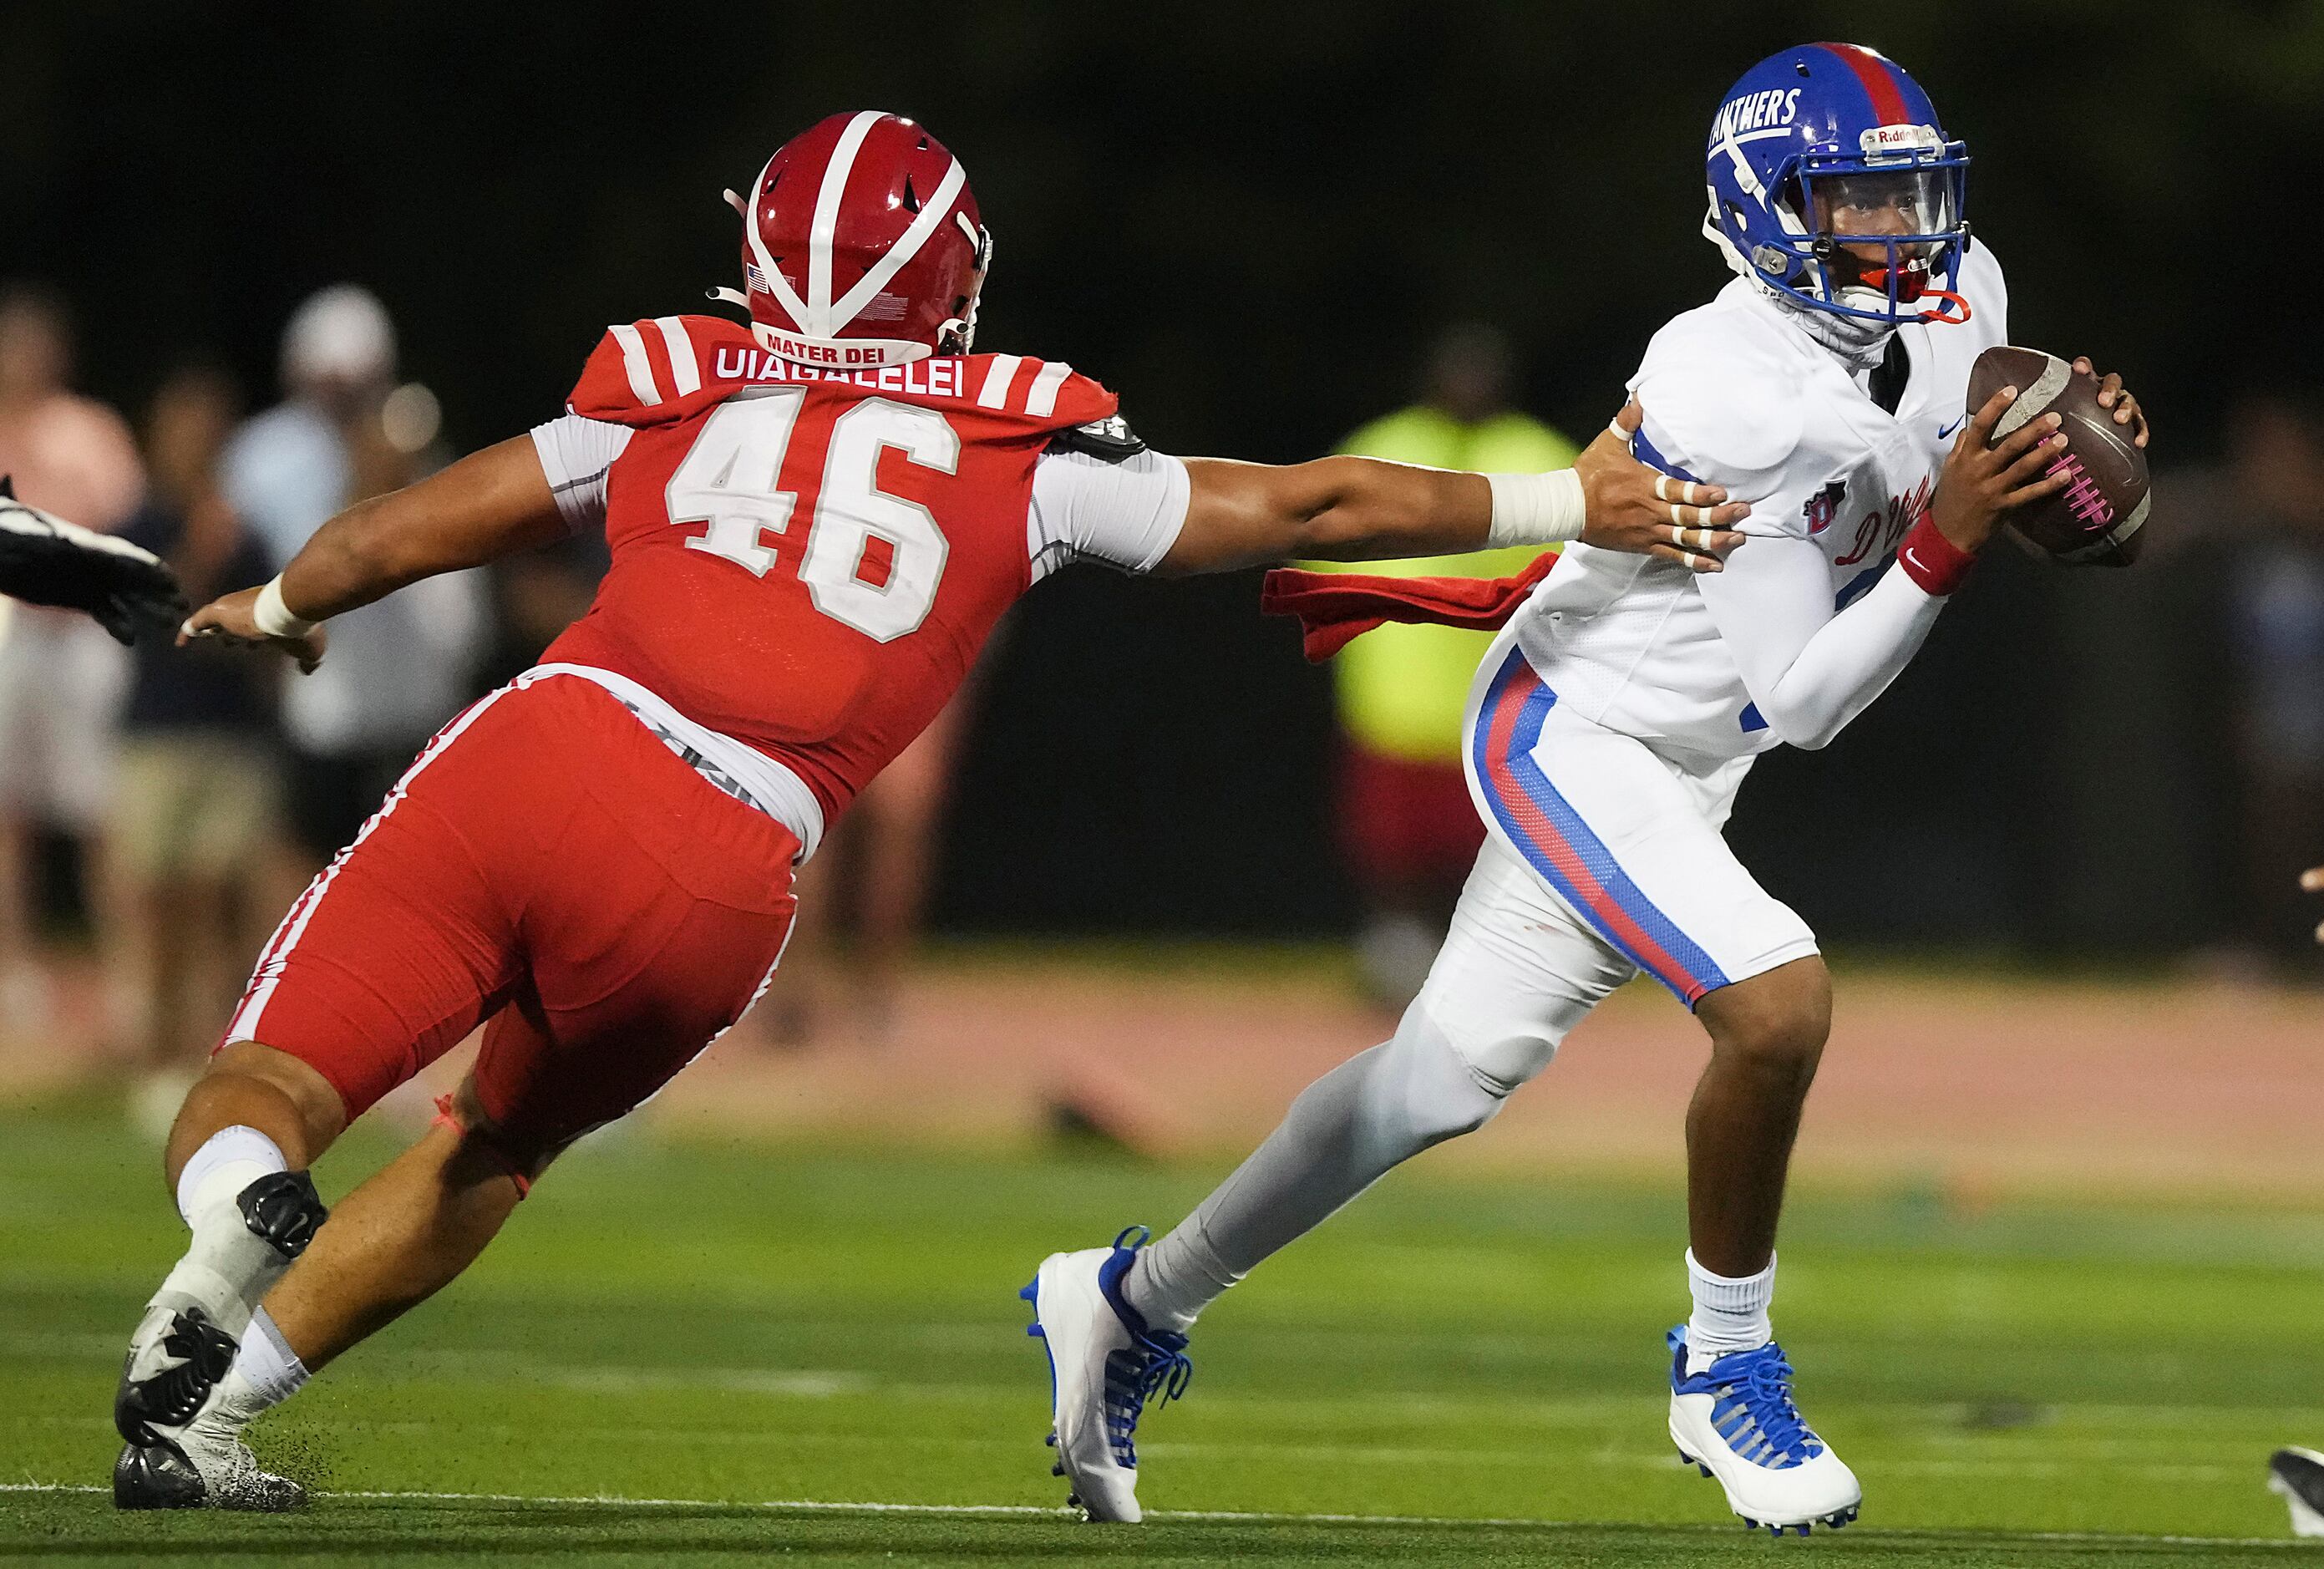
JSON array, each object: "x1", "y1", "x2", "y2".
[{"x1": 1124, "y1": 1008, "x2": 1508, "y2": 1333}]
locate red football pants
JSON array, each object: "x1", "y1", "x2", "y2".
[{"x1": 224, "y1": 672, "x2": 801, "y2": 1159}]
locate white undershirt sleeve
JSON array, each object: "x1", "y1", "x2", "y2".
[
  {"x1": 1696, "y1": 532, "x2": 1946, "y2": 750},
  {"x1": 1026, "y1": 446, "x2": 1190, "y2": 582},
  {"x1": 530, "y1": 414, "x2": 635, "y2": 533}
]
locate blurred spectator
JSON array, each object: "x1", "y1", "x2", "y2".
[
  {"x1": 221, "y1": 285, "x2": 486, "y2": 871},
  {"x1": 1313, "y1": 325, "x2": 1576, "y2": 1008},
  {"x1": 0, "y1": 285, "x2": 144, "y2": 1033},
  {"x1": 2216, "y1": 383, "x2": 2324, "y2": 968},
  {"x1": 111, "y1": 365, "x2": 282, "y2": 1124}
]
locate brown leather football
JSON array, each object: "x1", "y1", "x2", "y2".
[{"x1": 1965, "y1": 346, "x2": 2149, "y2": 566}]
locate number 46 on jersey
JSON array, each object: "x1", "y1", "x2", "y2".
[{"x1": 669, "y1": 391, "x2": 957, "y2": 643}]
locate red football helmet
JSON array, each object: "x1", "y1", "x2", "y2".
[{"x1": 718, "y1": 112, "x2": 991, "y2": 370}]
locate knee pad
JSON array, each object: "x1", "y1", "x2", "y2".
[
  {"x1": 1405, "y1": 986, "x2": 1578, "y2": 1100},
  {"x1": 1362, "y1": 1006, "x2": 1512, "y2": 1150}
]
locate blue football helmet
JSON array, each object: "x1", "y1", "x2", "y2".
[{"x1": 1702, "y1": 43, "x2": 1971, "y2": 326}]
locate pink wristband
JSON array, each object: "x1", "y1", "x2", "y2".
[{"x1": 1895, "y1": 516, "x2": 1976, "y2": 597}]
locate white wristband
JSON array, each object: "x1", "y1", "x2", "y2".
[
  {"x1": 1484, "y1": 469, "x2": 1586, "y2": 548},
  {"x1": 252, "y1": 576, "x2": 318, "y2": 639}
]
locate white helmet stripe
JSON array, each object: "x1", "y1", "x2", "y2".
[
  {"x1": 827, "y1": 157, "x2": 966, "y2": 333},
  {"x1": 807, "y1": 110, "x2": 885, "y2": 333},
  {"x1": 742, "y1": 153, "x2": 814, "y2": 330}
]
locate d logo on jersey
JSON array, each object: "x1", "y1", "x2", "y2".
[{"x1": 1802, "y1": 480, "x2": 1845, "y2": 536}]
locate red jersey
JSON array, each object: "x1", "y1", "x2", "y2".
[{"x1": 545, "y1": 315, "x2": 1117, "y2": 821}]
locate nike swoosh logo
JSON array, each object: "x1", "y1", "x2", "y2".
[
  {"x1": 1903, "y1": 547, "x2": 1926, "y2": 571},
  {"x1": 1936, "y1": 417, "x2": 1966, "y2": 439}
]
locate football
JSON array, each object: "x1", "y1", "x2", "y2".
[{"x1": 1965, "y1": 345, "x2": 2149, "y2": 566}]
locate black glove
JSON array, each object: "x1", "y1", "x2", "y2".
[{"x1": 0, "y1": 475, "x2": 189, "y2": 644}]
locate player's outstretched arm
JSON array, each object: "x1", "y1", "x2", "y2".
[
  {"x1": 1154, "y1": 404, "x2": 1748, "y2": 576},
  {"x1": 180, "y1": 436, "x2": 565, "y2": 670}
]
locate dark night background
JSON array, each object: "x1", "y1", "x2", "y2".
[{"x1": 5, "y1": 1, "x2": 2318, "y2": 949}]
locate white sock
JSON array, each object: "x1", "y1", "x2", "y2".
[
  {"x1": 1685, "y1": 1248, "x2": 1775, "y2": 1374},
  {"x1": 226, "y1": 1308, "x2": 310, "y2": 1410},
  {"x1": 175, "y1": 1126, "x2": 288, "y2": 1228}
]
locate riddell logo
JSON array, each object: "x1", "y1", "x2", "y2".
[
  {"x1": 1859, "y1": 124, "x2": 1941, "y2": 155},
  {"x1": 2048, "y1": 452, "x2": 2113, "y2": 526}
]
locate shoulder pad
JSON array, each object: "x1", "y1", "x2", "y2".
[
  {"x1": 567, "y1": 315, "x2": 758, "y2": 427},
  {"x1": 1627, "y1": 305, "x2": 1806, "y2": 482},
  {"x1": 975, "y1": 357, "x2": 1119, "y2": 433},
  {"x1": 1048, "y1": 413, "x2": 1146, "y2": 463}
]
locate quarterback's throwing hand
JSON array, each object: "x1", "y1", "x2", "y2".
[
  {"x1": 1575, "y1": 403, "x2": 1749, "y2": 573},
  {"x1": 180, "y1": 586, "x2": 327, "y2": 674}
]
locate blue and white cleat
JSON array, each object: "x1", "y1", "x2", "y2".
[
  {"x1": 1020, "y1": 1226, "x2": 1192, "y2": 1523},
  {"x1": 1667, "y1": 1326, "x2": 1860, "y2": 1536}
]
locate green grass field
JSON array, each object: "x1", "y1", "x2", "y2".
[{"x1": 3, "y1": 1097, "x2": 2321, "y2": 1565}]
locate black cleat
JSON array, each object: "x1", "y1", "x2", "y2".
[
  {"x1": 115, "y1": 1306, "x2": 237, "y2": 1447},
  {"x1": 2272, "y1": 1447, "x2": 2324, "y2": 1538},
  {"x1": 113, "y1": 1434, "x2": 304, "y2": 1512},
  {"x1": 116, "y1": 1171, "x2": 329, "y2": 1450},
  {"x1": 114, "y1": 1440, "x2": 209, "y2": 1509}
]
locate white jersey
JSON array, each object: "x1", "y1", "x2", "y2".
[{"x1": 1497, "y1": 242, "x2": 2008, "y2": 763}]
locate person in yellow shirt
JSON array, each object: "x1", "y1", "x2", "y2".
[{"x1": 1316, "y1": 325, "x2": 1576, "y2": 1007}]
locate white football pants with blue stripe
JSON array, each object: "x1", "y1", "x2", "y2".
[
  {"x1": 1127, "y1": 648, "x2": 1819, "y2": 1329},
  {"x1": 1455, "y1": 646, "x2": 1818, "y2": 1032}
]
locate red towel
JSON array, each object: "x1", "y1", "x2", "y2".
[{"x1": 1260, "y1": 552, "x2": 1559, "y2": 662}]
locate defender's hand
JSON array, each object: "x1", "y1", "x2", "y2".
[
  {"x1": 2072, "y1": 357, "x2": 2149, "y2": 449},
  {"x1": 1575, "y1": 403, "x2": 1749, "y2": 574},
  {"x1": 180, "y1": 587, "x2": 327, "y2": 673},
  {"x1": 1928, "y1": 386, "x2": 2073, "y2": 554}
]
